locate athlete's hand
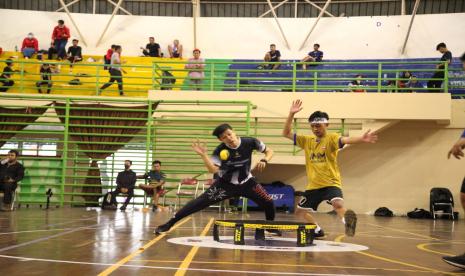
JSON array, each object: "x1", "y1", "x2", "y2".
[
  {"x1": 254, "y1": 160, "x2": 267, "y2": 172},
  {"x1": 192, "y1": 139, "x2": 208, "y2": 156},
  {"x1": 448, "y1": 139, "x2": 465, "y2": 159},
  {"x1": 289, "y1": 99, "x2": 303, "y2": 115},
  {"x1": 361, "y1": 129, "x2": 378, "y2": 143}
]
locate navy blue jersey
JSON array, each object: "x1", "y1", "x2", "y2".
[
  {"x1": 309, "y1": 50, "x2": 323, "y2": 62},
  {"x1": 144, "y1": 170, "x2": 166, "y2": 182},
  {"x1": 211, "y1": 137, "x2": 266, "y2": 185}
]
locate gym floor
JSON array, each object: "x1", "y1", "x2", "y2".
[{"x1": 0, "y1": 208, "x2": 463, "y2": 275}]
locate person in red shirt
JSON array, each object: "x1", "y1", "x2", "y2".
[
  {"x1": 51, "y1": 19, "x2": 70, "y2": 60},
  {"x1": 21, "y1": 33, "x2": 39, "y2": 59},
  {"x1": 104, "y1": 45, "x2": 116, "y2": 70}
]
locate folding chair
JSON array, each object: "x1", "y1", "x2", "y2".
[{"x1": 175, "y1": 178, "x2": 199, "y2": 210}]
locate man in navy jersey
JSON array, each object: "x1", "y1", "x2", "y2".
[
  {"x1": 155, "y1": 123, "x2": 279, "y2": 235},
  {"x1": 442, "y1": 52, "x2": 465, "y2": 270},
  {"x1": 301, "y1": 43, "x2": 323, "y2": 70}
]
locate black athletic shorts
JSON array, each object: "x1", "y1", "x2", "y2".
[
  {"x1": 297, "y1": 186, "x2": 343, "y2": 211},
  {"x1": 461, "y1": 177, "x2": 465, "y2": 193}
]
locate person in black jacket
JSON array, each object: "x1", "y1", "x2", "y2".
[
  {"x1": 111, "y1": 160, "x2": 137, "y2": 211},
  {"x1": 0, "y1": 59, "x2": 15, "y2": 92},
  {"x1": 0, "y1": 150, "x2": 25, "y2": 211}
]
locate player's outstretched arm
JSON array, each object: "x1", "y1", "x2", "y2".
[
  {"x1": 283, "y1": 100, "x2": 303, "y2": 140},
  {"x1": 448, "y1": 137, "x2": 465, "y2": 160},
  {"x1": 192, "y1": 140, "x2": 219, "y2": 174},
  {"x1": 341, "y1": 129, "x2": 378, "y2": 145}
]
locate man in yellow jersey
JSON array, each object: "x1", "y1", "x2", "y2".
[{"x1": 282, "y1": 99, "x2": 378, "y2": 237}]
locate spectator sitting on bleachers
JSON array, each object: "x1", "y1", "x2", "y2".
[
  {"x1": 259, "y1": 44, "x2": 281, "y2": 70},
  {"x1": 21, "y1": 33, "x2": 38, "y2": 59},
  {"x1": 427, "y1": 42, "x2": 452, "y2": 92},
  {"x1": 104, "y1": 44, "x2": 116, "y2": 70},
  {"x1": 301, "y1": 43, "x2": 323, "y2": 70},
  {"x1": 185, "y1": 48, "x2": 205, "y2": 91},
  {"x1": 36, "y1": 63, "x2": 55, "y2": 94},
  {"x1": 397, "y1": 71, "x2": 412, "y2": 91},
  {"x1": 140, "y1": 37, "x2": 161, "y2": 57},
  {"x1": 138, "y1": 160, "x2": 166, "y2": 212},
  {"x1": 407, "y1": 75, "x2": 424, "y2": 92},
  {"x1": 347, "y1": 74, "x2": 367, "y2": 93},
  {"x1": 67, "y1": 39, "x2": 82, "y2": 71},
  {"x1": 51, "y1": 19, "x2": 70, "y2": 60},
  {"x1": 168, "y1": 39, "x2": 183, "y2": 58},
  {"x1": 48, "y1": 42, "x2": 57, "y2": 60},
  {"x1": 111, "y1": 160, "x2": 136, "y2": 211},
  {"x1": 0, "y1": 60, "x2": 15, "y2": 92}
]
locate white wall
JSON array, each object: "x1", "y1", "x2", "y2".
[{"x1": 0, "y1": 9, "x2": 464, "y2": 59}]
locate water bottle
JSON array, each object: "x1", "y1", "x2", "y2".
[{"x1": 14, "y1": 45, "x2": 18, "y2": 52}]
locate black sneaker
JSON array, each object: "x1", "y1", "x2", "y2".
[
  {"x1": 442, "y1": 253, "x2": 465, "y2": 269},
  {"x1": 264, "y1": 229, "x2": 282, "y2": 236},
  {"x1": 154, "y1": 221, "x2": 174, "y2": 235},
  {"x1": 152, "y1": 205, "x2": 158, "y2": 213},
  {"x1": 119, "y1": 205, "x2": 126, "y2": 211},
  {"x1": 314, "y1": 229, "x2": 325, "y2": 239},
  {"x1": 344, "y1": 209, "x2": 357, "y2": 237}
]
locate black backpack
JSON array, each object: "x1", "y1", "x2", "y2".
[
  {"x1": 430, "y1": 187, "x2": 454, "y2": 213},
  {"x1": 374, "y1": 207, "x2": 393, "y2": 217},
  {"x1": 101, "y1": 192, "x2": 117, "y2": 210},
  {"x1": 407, "y1": 208, "x2": 432, "y2": 219}
]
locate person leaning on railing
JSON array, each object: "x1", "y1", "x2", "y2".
[
  {"x1": 0, "y1": 150, "x2": 25, "y2": 211},
  {"x1": 185, "y1": 48, "x2": 205, "y2": 91},
  {"x1": 0, "y1": 59, "x2": 15, "y2": 92},
  {"x1": 427, "y1": 42, "x2": 452, "y2": 92}
]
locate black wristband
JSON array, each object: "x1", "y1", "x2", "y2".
[{"x1": 260, "y1": 159, "x2": 268, "y2": 164}]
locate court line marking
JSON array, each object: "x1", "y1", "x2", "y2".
[
  {"x1": 417, "y1": 241, "x2": 465, "y2": 257},
  {"x1": 133, "y1": 259, "x2": 435, "y2": 274},
  {"x1": 174, "y1": 218, "x2": 214, "y2": 276},
  {"x1": 0, "y1": 254, "x2": 373, "y2": 276},
  {"x1": 365, "y1": 223, "x2": 440, "y2": 241},
  {"x1": 0, "y1": 228, "x2": 77, "y2": 235},
  {"x1": 335, "y1": 235, "x2": 458, "y2": 275},
  {"x1": 97, "y1": 217, "x2": 191, "y2": 276}
]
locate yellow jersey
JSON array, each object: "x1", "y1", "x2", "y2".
[{"x1": 295, "y1": 132, "x2": 343, "y2": 191}]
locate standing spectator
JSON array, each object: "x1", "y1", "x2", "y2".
[
  {"x1": 138, "y1": 160, "x2": 167, "y2": 212},
  {"x1": 168, "y1": 39, "x2": 183, "y2": 58},
  {"x1": 347, "y1": 74, "x2": 367, "y2": 93},
  {"x1": 21, "y1": 32, "x2": 39, "y2": 59},
  {"x1": 260, "y1": 44, "x2": 281, "y2": 70},
  {"x1": 67, "y1": 39, "x2": 82, "y2": 71},
  {"x1": 0, "y1": 60, "x2": 15, "y2": 92},
  {"x1": 104, "y1": 44, "x2": 116, "y2": 70},
  {"x1": 99, "y1": 45, "x2": 126, "y2": 96},
  {"x1": 185, "y1": 48, "x2": 205, "y2": 91},
  {"x1": 111, "y1": 160, "x2": 137, "y2": 211},
  {"x1": 301, "y1": 43, "x2": 323, "y2": 70},
  {"x1": 0, "y1": 150, "x2": 25, "y2": 211},
  {"x1": 51, "y1": 19, "x2": 70, "y2": 60},
  {"x1": 140, "y1": 37, "x2": 161, "y2": 57},
  {"x1": 407, "y1": 76, "x2": 424, "y2": 92},
  {"x1": 427, "y1": 42, "x2": 452, "y2": 92},
  {"x1": 36, "y1": 63, "x2": 54, "y2": 94}
]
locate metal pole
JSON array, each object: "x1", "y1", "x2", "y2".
[
  {"x1": 107, "y1": 0, "x2": 133, "y2": 15},
  {"x1": 401, "y1": 0, "x2": 406, "y2": 15},
  {"x1": 266, "y1": 0, "x2": 291, "y2": 49},
  {"x1": 93, "y1": 0, "x2": 96, "y2": 14},
  {"x1": 294, "y1": 0, "x2": 298, "y2": 18},
  {"x1": 96, "y1": 0, "x2": 124, "y2": 47},
  {"x1": 401, "y1": 0, "x2": 420, "y2": 55},
  {"x1": 302, "y1": 0, "x2": 334, "y2": 17},
  {"x1": 193, "y1": 0, "x2": 198, "y2": 48},
  {"x1": 58, "y1": 0, "x2": 88, "y2": 47},
  {"x1": 299, "y1": 0, "x2": 332, "y2": 51},
  {"x1": 61, "y1": 99, "x2": 71, "y2": 207},
  {"x1": 259, "y1": 0, "x2": 289, "y2": 18},
  {"x1": 56, "y1": 0, "x2": 81, "y2": 12}
]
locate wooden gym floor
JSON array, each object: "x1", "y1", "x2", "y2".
[{"x1": 0, "y1": 208, "x2": 464, "y2": 275}]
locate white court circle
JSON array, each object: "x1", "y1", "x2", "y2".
[{"x1": 168, "y1": 236, "x2": 369, "y2": 252}]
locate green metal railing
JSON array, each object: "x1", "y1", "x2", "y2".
[
  {"x1": 0, "y1": 94, "x2": 358, "y2": 207},
  {"x1": 0, "y1": 59, "x2": 460, "y2": 95}
]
